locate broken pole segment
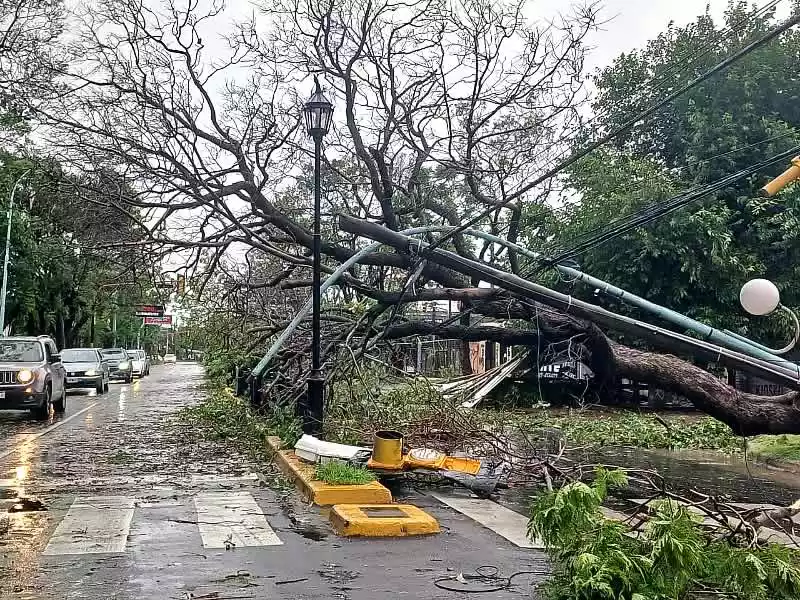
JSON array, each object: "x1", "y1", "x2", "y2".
[
  {"x1": 339, "y1": 214, "x2": 800, "y2": 388},
  {"x1": 555, "y1": 264, "x2": 800, "y2": 377}
]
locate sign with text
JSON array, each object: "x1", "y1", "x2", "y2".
[
  {"x1": 135, "y1": 304, "x2": 164, "y2": 317},
  {"x1": 143, "y1": 315, "x2": 172, "y2": 326}
]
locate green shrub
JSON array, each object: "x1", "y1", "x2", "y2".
[{"x1": 530, "y1": 468, "x2": 800, "y2": 599}]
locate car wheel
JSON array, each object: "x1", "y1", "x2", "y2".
[
  {"x1": 32, "y1": 386, "x2": 51, "y2": 420},
  {"x1": 54, "y1": 386, "x2": 66, "y2": 413}
]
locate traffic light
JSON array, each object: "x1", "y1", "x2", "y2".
[{"x1": 177, "y1": 274, "x2": 186, "y2": 296}]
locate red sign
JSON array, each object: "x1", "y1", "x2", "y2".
[
  {"x1": 144, "y1": 315, "x2": 172, "y2": 326},
  {"x1": 136, "y1": 304, "x2": 164, "y2": 317}
]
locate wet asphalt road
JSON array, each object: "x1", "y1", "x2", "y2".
[{"x1": 0, "y1": 363, "x2": 545, "y2": 600}]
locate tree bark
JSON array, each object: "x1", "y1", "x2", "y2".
[{"x1": 612, "y1": 344, "x2": 800, "y2": 436}]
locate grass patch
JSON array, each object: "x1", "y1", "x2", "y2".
[
  {"x1": 314, "y1": 462, "x2": 376, "y2": 485},
  {"x1": 179, "y1": 386, "x2": 302, "y2": 464},
  {"x1": 749, "y1": 435, "x2": 800, "y2": 462}
]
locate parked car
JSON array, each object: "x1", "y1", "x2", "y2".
[
  {"x1": 163, "y1": 353, "x2": 177, "y2": 364},
  {"x1": 0, "y1": 336, "x2": 66, "y2": 419},
  {"x1": 100, "y1": 348, "x2": 133, "y2": 383},
  {"x1": 130, "y1": 349, "x2": 150, "y2": 377},
  {"x1": 62, "y1": 348, "x2": 109, "y2": 394}
]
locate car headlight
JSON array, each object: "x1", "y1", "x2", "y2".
[
  {"x1": 118, "y1": 361, "x2": 130, "y2": 369},
  {"x1": 85, "y1": 369, "x2": 97, "y2": 376},
  {"x1": 17, "y1": 369, "x2": 34, "y2": 383}
]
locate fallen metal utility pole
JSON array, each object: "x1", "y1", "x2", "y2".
[
  {"x1": 339, "y1": 214, "x2": 800, "y2": 389},
  {"x1": 555, "y1": 264, "x2": 800, "y2": 377}
]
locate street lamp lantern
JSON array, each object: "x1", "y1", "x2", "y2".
[
  {"x1": 740, "y1": 278, "x2": 781, "y2": 316},
  {"x1": 303, "y1": 76, "x2": 334, "y2": 139},
  {"x1": 300, "y1": 75, "x2": 333, "y2": 435},
  {"x1": 739, "y1": 278, "x2": 800, "y2": 355}
]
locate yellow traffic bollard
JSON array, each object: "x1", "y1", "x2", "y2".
[{"x1": 370, "y1": 430, "x2": 404, "y2": 468}]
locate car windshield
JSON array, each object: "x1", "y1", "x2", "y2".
[
  {"x1": 102, "y1": 349, "x2": 128, "y2": 359},
  {"x1": 62, "y1": 349, "x2": 98, "y2": 363},
  {"x1": 0, "y1": 341, "x2": 43, "y2": 362}
]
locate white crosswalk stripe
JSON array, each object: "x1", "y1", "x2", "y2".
[
  {"x1": 43, "y1": 496, "x2": 135, "y2": 555},
  {"x1": 194, "y1": 491, "x2": 283, "y2": 548},
  {"x1": 431, "y1": 492, "x2": 543, "y2": 548},
  {"x1": 629, "y1": 498, "x2": 800, "y2": 547}
]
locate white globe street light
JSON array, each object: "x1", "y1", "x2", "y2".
[
  {"x1": 740, "y1": 278, "x2": 781, "y2": 316},
  {"x1": 739, "y1": 278, "x2": 799, "y2": 355}
]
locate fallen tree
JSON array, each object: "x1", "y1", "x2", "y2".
[
  {"x1": 30, "y1": 0, "x2": 800, "y2": 437},
  {"x1": 339, "y1": 215, "x2": 800, "y2": 436}
]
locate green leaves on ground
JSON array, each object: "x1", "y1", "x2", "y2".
[
  {"x1": 529, "y1": 411, "x2": 741, "y2": 452},
  {"x1": 180, "y1": 386, "x2": 302, "y2": 461},
  {"x1": 485, "y1": 409, "x2": 742, "y2": 453},
  {"x1": 530, "y1": 468, "x2": 800, "y2": 599},
  {"x1": 748, "y1": 435, "x2": 800, "y2": 462},
  {"x1": 314, "y1": 462, "x2": 376, "y2": 485}
]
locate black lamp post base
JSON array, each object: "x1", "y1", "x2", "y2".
[{"x1": 303, "y1": 371, "x2": 325, "y2": 435}]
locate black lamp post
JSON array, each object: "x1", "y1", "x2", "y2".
[{"x1": 301, "y1": 75, "x2": 334, "y2": 435}]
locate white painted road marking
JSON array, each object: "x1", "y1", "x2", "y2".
[
  {"x1": 190, "y1": 473, "x2": 259, "y2": 486},
  {"x1": 0, "y1": 402, "x2": 98, "y2": 461},
  {"x1": 43, "y1": 496, "x2": 135, "y2": 555},
  {"x1": 194, "y1": 491, "x2": 282, "y2": 548},
  {"x1": 431, "y1": 492, "x2": 542, "y2": 548},
  {"x1": 630, "y1": 499, "x2": 800, "y2": 548}
]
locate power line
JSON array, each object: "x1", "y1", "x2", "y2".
[
  {"x1": 536, "y1": 143, "x2": 800, "y2": 271},
  {"x1": 423, "y1": 7, "x2": 800, "y2": 256},
  {"x1": 373, "y1": 2, "x2": 794, "y2": 342}
]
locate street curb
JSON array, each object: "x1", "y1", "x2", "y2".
[{"x1": 267, "y1": 436, "x2": 393, "y2": 506}]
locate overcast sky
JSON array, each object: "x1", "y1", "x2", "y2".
[{"x1": 531, "y1": 0, "x2": 787, "y2": 72}]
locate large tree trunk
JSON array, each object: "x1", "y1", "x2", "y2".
[{"x1": 613, "y1": 345, "x2": 800, "y2": 436}]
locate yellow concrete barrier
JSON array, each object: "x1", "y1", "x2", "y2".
[
  {"x1": 330, "y1": 504, "x2": 440, "y2": 537},
  {"x1": 267, "y1": 436, "x2": 392, "y2": 506}
]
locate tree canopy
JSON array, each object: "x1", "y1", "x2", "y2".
[{"x1": 535, "y1": 1, "x2": 800, "y2": 348}]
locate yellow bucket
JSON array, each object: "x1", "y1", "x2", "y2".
[{"x1": 372, "y1": 430, "x2": 404, "y2": 468}]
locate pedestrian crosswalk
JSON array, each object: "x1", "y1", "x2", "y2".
[
  {"x1": 430, "y1": 492, "x2": 543, "y2": 548},
  {"x1": 194, "y1": 491, "x2": 283, "y2": 548},
  {"x1": 29, "y1": 489, "x2": 543, "y2": 557},
  {"x1": 44, "y1": 496, "x2": 135, "y2": 555},
  {"x1": 23, "y1": 485, "x2": 800, "y2": 558},
  {"x1": 36, "y1": 490, "x2": 283, "y2": 556}
]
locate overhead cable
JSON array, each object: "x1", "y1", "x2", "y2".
[{"x1": 423, "y1": 8, "x2": 800, "y2": 255}]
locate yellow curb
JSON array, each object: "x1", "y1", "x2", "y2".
[
  {"x1": 330, "y1": 504, "x2": 440, "y2": 537},
  {"x1": 267, "y1": 436, "x2": 392, "y2": 506}
]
